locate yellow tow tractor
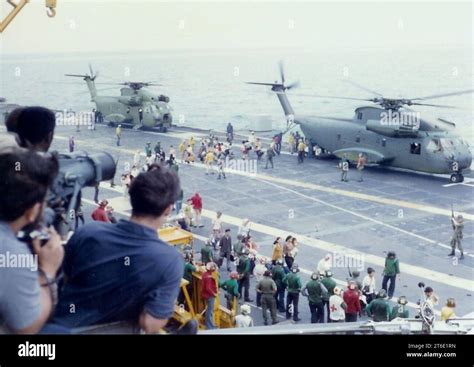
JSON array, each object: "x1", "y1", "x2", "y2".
[{"x1": 158, "y1": 225, "x2": 237, "y2": 332}]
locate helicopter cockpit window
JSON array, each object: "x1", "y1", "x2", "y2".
[
  {"x1": 426, "y1": 138, "x2": 442, "y2": 152},
  {"x1": 357, "y1": 112, "x2": 363, "y2": 120},
  {"x1": 439, "y1": 138, "x2": 456, "y2": 149},
  {"x1": 410, "y1": 142, "x2": 421, "y2": 155}
]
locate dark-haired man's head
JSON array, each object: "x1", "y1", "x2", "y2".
[
  {"x1": 5, "y1": 107, "x2": 25, "y2": 133},
  {"x1": 0, "y1": 147, "x2": 59, "y2": 233},
  {"x1": 6, "y1": 106, "x2": 56, "y2": 152},
  {"x1": 128, "y1": 166, "x2": 180, "y2": 229}
]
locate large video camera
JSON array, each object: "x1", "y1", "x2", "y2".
[
  {"x1": 48, "y1": 151, "x2": 116, "y2": 235},
  {"x1": 19, "y1": 151, "x2": 116, "y2": 242}
]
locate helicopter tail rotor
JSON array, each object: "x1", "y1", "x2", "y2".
[
  {"x1": 246, "y1": 62, "x2": 299, "y2": 119},
  {"x1": 246, "y1": 61, "x2": 300, "y2": 93},
  {"x1": 65, "y1": 64, "x2": 99, "y2": 82}
]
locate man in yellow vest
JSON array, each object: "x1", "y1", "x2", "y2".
[
  {"x1": 205, "y1": 149, "x2": 215, "y2": 175},
  {"x1": 297, "y1": 139, "x2": 306, "y2": 164}
]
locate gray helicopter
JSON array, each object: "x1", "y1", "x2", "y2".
[
  {"x1": 66, "y1": 66, "x2": 173, "y2": 132},
  {"x1": 247, "y1": 64, "x2": 473, "y2": 183}
]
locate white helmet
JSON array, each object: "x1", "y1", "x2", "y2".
[{"x1": 240, "y1": 304, "x2": 251, "y2": 315}]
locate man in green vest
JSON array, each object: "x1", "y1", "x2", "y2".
[
  {"x1": 382, "y1": 251, "x2": 400, "y2": 299},
  {"x1": 178, "y1": 252, "x2": 196, "y2": 308},
  {"x1": 390, "y1": 296, "x2": 409, "y2": 320},
  {"x1": 201, "y1": 241, "x2": 214, "y2": 265},
  {"x1": 220, "y1": 271, "x2": 240, "y2": 310},
  {"x1": 272, "y1": 259, "x2": 286, "y2": 312},
  {"x1": 366, "y1": 289, "x2": 392, "y2": 322},
  {"x1": 302, "y1": 272, "x2": 328, "y2": 323},
  {"x1": 237, "y1": 248, "x2": 253, "y2": 302},
  {"x1": 283, "y1": 264, "x2": 302, "y2": 322},
  {"x1": 321, "y1": 270, "x2": 337, "y2": 322},
  {"x1": 145, "y1": 142, "x2": 153, "y2": 158},
  {"x1": 257, "y1": 270, "x2": 279, "y2": 325}
]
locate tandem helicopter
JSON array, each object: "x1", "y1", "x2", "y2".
[
  {"x1": 66, "y1": 65, "x2": 173, "y2": 132},
  {"x1": 247, "y1": 63, "x2": 473, "y2": 183}
]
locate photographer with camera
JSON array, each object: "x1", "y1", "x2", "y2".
[
  {"x1": 0, "y1": 147, "x2": 64, "y2": 334},
  {"x1": 49, "y1": 166, "x2": 184, "y2": 333}
]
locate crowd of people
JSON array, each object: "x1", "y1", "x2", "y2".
[
  {"x1": 0, "y1": 107, "x2": 464, "y2": 335},
  {"x1": 174, "y1": 211, "x2": 459, "y2": 329}
]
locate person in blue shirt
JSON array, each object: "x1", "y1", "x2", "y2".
[
  {"x1": 0, "y1": 147, "x2": 63, "y2": 334},
  {"x1": 50, "y1": 165, "x2": 183, "y2": 334}
]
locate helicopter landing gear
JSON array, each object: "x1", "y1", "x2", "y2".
[
  {"x1": 159, "y1": 126, "x2": 168, "y2": 133},
  {"x1": 450, "y1": 173, "x2": 464, "y2": 183}
]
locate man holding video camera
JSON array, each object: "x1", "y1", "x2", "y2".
[
  {"x1": 50, "y1": 165, "x2": 184, "y2": 333},
  {"x1": 0, "y1": 146, "x2": 64, "y2": 334}
]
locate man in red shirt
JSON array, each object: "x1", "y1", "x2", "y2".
[
  {"x1": 201, "y1": 262, "x2": 218, "y2": 329},
  {"x1": 91, "y1": 200, "x2": 110, "y2": 223},
  {"x1": 343, "y1": 281, "x2": 361, "y2": 322},
  {"x1": 188, "y1": 192, "x2": 203, "y2": 228}
]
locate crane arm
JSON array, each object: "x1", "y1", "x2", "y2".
[{"x1": 0, "y1": 0, "x2": 57, "y2": 33}]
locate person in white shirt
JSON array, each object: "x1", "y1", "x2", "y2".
[
  {"x1": 362, "y1": 267, "x2": 377, "y2": 306},
  {"x1": 120, "y1": 173, "x2": 131, "y2": 197},
  {"x1": 248, "y1": 131, "x2": 256, "y2": 147},
  {"x1": 235, "y1": 304, "x2": 254, "y2": 328},
  {"x1": 329, "y1": 287, "x2": 347, "y2": 322},
  {"x1": 145, "y1": 155, "x2": 155, "y2": 168},
  {"x1": 130, "y1": 165, "x2": 140, "y2": 179},
  {"x1": 290, "y1": 237, "x2": 299, "y2": 259},
  {"x1": 238, "y1": 218, "x2": 251, "y2": 239},
  {"x1": 211, "y1": 211, "x2": 223, "y2": 246},
  {"x1": 317, "y1": 254, "x2": 332, "y2": 276},
  {"x1": 169, "y1": 145, "x2": 176, "y2": 163},
  {"x1": 133, "y1": 149, "x2": 141, "y2": 166}
]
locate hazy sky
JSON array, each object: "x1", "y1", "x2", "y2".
[{"x1": 0, "y1": 1, "x2": 472, "y2": 54}]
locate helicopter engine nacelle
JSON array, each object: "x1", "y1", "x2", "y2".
[
  {"x1": 118, "y1": 95, "x2": 142, "y2": 106},
  {"x1": 158, "y1": 95, "x2": 170, "y2": 103},
  {"x1": 366, "y1": 118, "x2": 419, "y2": 138}
]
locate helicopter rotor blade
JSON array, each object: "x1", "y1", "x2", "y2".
[
  {"x1": 286, "y1": 81, "x2": 300, "y2": 90},
  {"x1": 409, "y1": 102, "x2": 459, "y2": 109},
  {"x1": 293, "y1": 93, "x2": 372, "y2": 102},
  {"x1": 278, "y1": 61, "x2": 285, "y2": 85},
  {"x1": 410, "y1": 89, "x2": 474, "y2": 101},
  {"x1": 246, "y1": 82, "x2": 284, "y2": 87},
  {"x1": 65, "y1": 74, "x2": 90, "y2": 78},
  {"x1": 344, "y1": 80, "x2": 384, "y2": 97}
]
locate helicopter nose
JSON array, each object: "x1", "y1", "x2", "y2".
[
  {"x1": 460, "y1": 151, "x2": 473, "y2": 169},
  {"x1": 452, "y1": 148, "x2": 473, "y2": 170}
]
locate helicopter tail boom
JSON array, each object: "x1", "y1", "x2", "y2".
[{"x1": 275, "y1": 91, "x2": 295, "y2": 118}]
